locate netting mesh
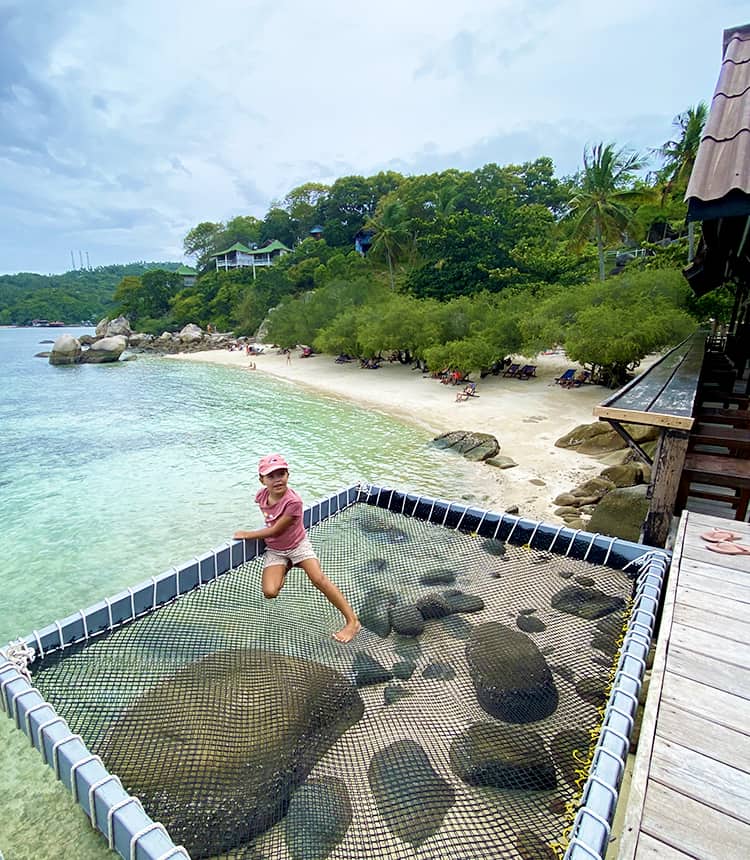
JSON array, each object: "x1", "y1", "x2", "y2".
[{"x1": 31, "y1": 503, "x2": 632, "y2": 860}]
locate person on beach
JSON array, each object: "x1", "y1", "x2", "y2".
[{"x1": 233, "y1": 453, "x2": 361, "y2": 643}]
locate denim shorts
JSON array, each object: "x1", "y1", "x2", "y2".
[{"x1": 263, "y1": 536, "x2": 317, "y2": 568}]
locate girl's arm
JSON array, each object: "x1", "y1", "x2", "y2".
[{"x1": 233, "y1": 514, "x2": 295, "y2": 541}]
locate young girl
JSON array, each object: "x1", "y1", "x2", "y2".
[{"x1": 233, "y1": 453, "x2": 361, "y2": 643}]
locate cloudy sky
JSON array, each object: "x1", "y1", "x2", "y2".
[{"x1": 0, "y1": 1, "x2": 745, "y2": 275}]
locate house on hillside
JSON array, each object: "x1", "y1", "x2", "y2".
[
  {"x1": 175, "y1": 264, "x2": 198, "y2": 287},
  {"x1": 309, "y1": 225, "x2": 324, "y2": 240},
  {"x1": 210, "y1": 240, "x2": 292, "y2": 278},
  {"x1": 354, "y1": 229, "x2": 374, "y2": 256}
]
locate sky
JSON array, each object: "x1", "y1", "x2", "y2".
[{"x1": 0, "y1": 1, "x2": 746, "y2": 276}]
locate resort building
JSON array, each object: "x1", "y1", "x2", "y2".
[
  {"x1": 174, "y1": 264, "x2": 198, "y2": 287},
  {"x1": 210, "y1": 240, "x2": 292, "y2": 277}
]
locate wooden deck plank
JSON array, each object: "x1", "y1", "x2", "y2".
[
  {"x1": 678, "y1": 561, "x2": 750, "y2": 592},
  {"x1": 672, "y1": 602, "x2": 750, "y2": 644},
  {"x1": 649, "y1": 737, "x2": 750, "y2": 821},
  {"x1": 634, "y1": 832, "x2": 695, "y2": 859},
  {"x1": 675, "y1": 585, "x2": 750, "y2": 622},
  {"x1": 666, "y1": 645, "x2": 750, "y2": 699},
  {"x1": 670, "y1": 624, "x2": 750, "y2": 668},
  {"x1": 661, "y1": 673, "x2": 750, "y2": 735},
  {"x1": 656, "y1": 703, "x2": 750, "y2": 772},
  {"x1": 640, "y1": 782, "x2": 750, "y2": 859}
]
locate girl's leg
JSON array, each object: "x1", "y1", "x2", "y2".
[
  {"x1": 298, "y1": 558, "x2": 361, "y2": 642},
  {"x1": 262, "y1": 562, "x2": 290, "y2": 599}
]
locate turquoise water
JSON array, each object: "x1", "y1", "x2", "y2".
[{"x1": 0, "y1": 326, "x2": 493, "y2": 860}]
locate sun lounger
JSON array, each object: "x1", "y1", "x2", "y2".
[
  {"x1": 516, "y1": 364, "x2": 537, "y2": 380},
  {"x1": 555, "y1": 369, "x2": 575, "y2": 385},
  {"x1": 502, "y1": 363, "x2": 521, "y2": 378}
]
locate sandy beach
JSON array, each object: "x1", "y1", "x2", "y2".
[{"x1": 170, "y1": 348, "x2": 608, "y2": 522}]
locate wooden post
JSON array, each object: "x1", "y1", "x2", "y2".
[{"x1": 641, "y1": 428, "x2": 689, "y2": 547}]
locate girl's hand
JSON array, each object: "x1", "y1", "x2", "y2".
[{"x1": 233, "y1": 530, "x2": 255, "y2": 540}]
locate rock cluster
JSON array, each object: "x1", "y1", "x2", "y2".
[
  {"x1": 553, "y1": 421, "x2": 659, "y2": 540},
  {"x1": 432, "y1": 430, "x2": 500, "y2": 461},
  {"x1": 47, "y1": 316, "x2": 243, "y2": 366}
]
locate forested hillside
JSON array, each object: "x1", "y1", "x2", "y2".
[{"x1": 0, "y1": 262, "x2": 180, "y2": 325}]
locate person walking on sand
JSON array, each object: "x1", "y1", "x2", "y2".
[
  {"x1": 233, "y1": 454, "x2": 361, "y2": 643},
  {"x1": 286, "y1": 349, "x2": 292, "y2": 366}
]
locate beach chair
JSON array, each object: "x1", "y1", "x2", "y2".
[
  {"x1": 555, "y1": 369, "x2": 575, "y2": 385},
  {"x1": 570, "y1": 370, "x2": 591, "y2": 387},
  {"x1": 516, "y1": 364, "x2": 537, "y2": 380},
  {"x1": 502, "y1": 363, "x2": 521, "y2": 378}
]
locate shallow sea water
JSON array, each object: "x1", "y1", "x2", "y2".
[{"x1": 0, "y1": 327, "x2": 504, "y2": 860}]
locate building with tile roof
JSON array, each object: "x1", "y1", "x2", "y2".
[{"x1": 684, "y1": 24, "x2": 750, "y2": 306}]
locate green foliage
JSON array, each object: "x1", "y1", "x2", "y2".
[
  {"x1": 114, "y1": 269, "x2": 181, "y2": 325},
  {"x1": 0, "y1": 262, "x2": 178, "y2": 326},
  {"x1": 520, "y1": 269, "x2": 695, "y2": 385}
]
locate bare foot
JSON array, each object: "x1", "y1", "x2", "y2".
[{"x1": 333, "y1": 619, "x2": 361, "y2": 643}]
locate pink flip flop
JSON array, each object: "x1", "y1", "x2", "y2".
[
  {"x1": 700, "y1": 528, "x2": 743, "y2": 543},
  {"x1": 706, "y1": 541, "x2": 750, "y2": 555}
]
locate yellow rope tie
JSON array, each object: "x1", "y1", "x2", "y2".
[{"x1": 558, "y1": 596, "x2": 634, "y2": 853}]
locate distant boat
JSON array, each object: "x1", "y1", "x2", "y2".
[{"x1": 48, "y1": 321, "x2": 66, "y2": 327}]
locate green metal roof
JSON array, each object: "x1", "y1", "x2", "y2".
[
  {"x1": 210, "y1": 240, "x2": 291, "y2": 258},
  {"x1": 175, "y1": 265, "x2": 198, "y2": 275},
  {"x1": 248, "y1": 239, "x2": 292, "y2": 255},
  {"x1": 210, "y1": 242, "x2": 254, "y2": 257}
]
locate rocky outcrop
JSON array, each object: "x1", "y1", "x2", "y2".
[
  {"x1": 48, "y1": 334, "x2": 82, "y2": 365},
  {"x1": 80, "y1": 334, "x2": 127, "y2": 363},
  {"x1": 550, "y1": 584, "x2": 626, "y2": 620},
  {"x1": 466, "y1": 623, "x2": 559, "y2": 723},
  {"x1": 432, "y1": 430, "x2": 500, "y2": 461},
  {"x1": 552, "y1": 420, "x2": 656, "y2": 538},
  {"x1": 587, "y1": 484, "x2": 650, "y2": 542},
  {"x1": 100, "y1": 648, "x2": 364, "y2": 857}
]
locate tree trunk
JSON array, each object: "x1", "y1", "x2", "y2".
[
  {"x1": 387, "y1": 252, "x2": 395, "y2": 290},
  {"x1": 596, "y1": 219, "x2": 606, "y2": 281},
  {"x1": 688, "y1": 221, "x2": 695, "y2": 262}
]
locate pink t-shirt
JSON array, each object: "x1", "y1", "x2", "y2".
[{"x1": 254, "y1": 487, "x2": 307, "y2": 551}]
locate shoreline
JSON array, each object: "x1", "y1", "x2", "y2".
[{"x1": 169, "y1": 348, "x2": 608, "y2": 522}]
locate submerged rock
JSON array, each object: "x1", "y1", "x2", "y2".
[
  {"x1": 99, "y1": 648, "x2": 363, "y2": 858},
  {"x1": 449, "y1": 722, "x2": 556, "y2": 790},
  {"x1": 466, "y1": 623, "x2": 559, "y2": 723},
  {"x1": 389, "y1": 603, "x2": 425, "y2": 637},
  {"x1": 368, "y1": 739, "x2": 455, "y2": 847},
  {"x1": 284, "y1": 778, "x2": 352, "y2": 860},
  {"x1": 550, "y1": 585, "x2": 626, "y2": 620},
  {"x1": 550, "y1": 728, "x2": 591, "y2": 790},
  {"x1": 353, "y1": 652, "x2": 393, "y2": 687}
]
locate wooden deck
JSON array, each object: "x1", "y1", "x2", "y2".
[{"x1": 618, "y1": 510, "x2": 750, "y2": 859}]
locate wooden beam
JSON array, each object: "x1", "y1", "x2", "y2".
[
  {"x1": 607, "y1": 419, "x2": 654, "y2": 465},
  {"x1": 641, "y1": 429, "x2": 689, "y2": 547},
  {"x1": 593, "y1": 405, "x2": 694, "y2": 430}
]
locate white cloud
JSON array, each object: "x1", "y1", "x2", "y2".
[{"x1": 0, "y1": 0, "x2": 744, "y2": 273}]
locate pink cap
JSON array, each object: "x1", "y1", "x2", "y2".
[{"x1": 258, "y1": 453, "x2": 289, "y2": 475}]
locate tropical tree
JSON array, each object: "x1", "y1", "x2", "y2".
[
  {"x1": 365, "y1": 198, "x2": 413, "y2": 289},
  {"x1": 656, "y1": 102, "x2": 708, "y2": 259},
  {"x1": 566, "y1": 143, "x2": 648, "y2": 281}
]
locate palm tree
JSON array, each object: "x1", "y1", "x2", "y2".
[
  {"x1": 566, "y1": 142, "x2": 647, "y2": 281},
  {"x1": 365, "y1": 199, "x2": 412, "y2": 290},
  {"x1": 656, "y1": 102, "x2": 708, "y2": 259}
]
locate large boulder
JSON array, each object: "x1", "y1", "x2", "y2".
[
  {"x1": 105, "y1": 316, "x2": 132, "y2": 337},
  {"x1": 81, "y1": 335, "x2": 127, "y2": 363},
  {"x1": 48, "y1": 334, "x2": 81, "y2": 365},
  {"x1": 556, "y1": 422, "x2": 658, "y2": 456},
  {"x1": 179, "y1": 323, "x2": 204, "y2": 344},
  {"x1": 586, "y1": 484, "x2": 650, "y2": 542},
  {"x1": 95, "y1": 317, "x2": 109, "y2": 337},
  {"x1": 432, "y1": 430, "x2": 500, "y2": 461},
  {"x1": 449, "y1": 722, "x2": 556, "y2": 790},
  {"x1": 100, "y1": 648, "x2": 364, "y2": 858},
  {"x1": 466, "y1": 623, "x2": 559, "y2": 723},
  {"x1": 284, "y1": 778, "x2": 352, "y2": 860}
]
